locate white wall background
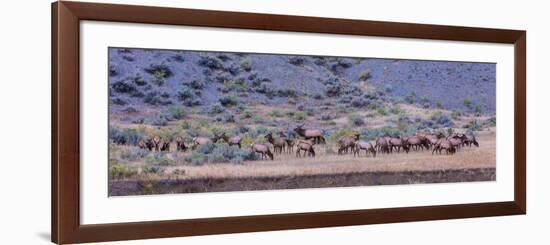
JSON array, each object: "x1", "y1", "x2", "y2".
[{"x1": 0, "y1": 0, "x2": 546, "y2": 244}]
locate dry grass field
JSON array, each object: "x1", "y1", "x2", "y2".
[{"x1": 108, "y1": 129, "x2": 495, "y2": 196}]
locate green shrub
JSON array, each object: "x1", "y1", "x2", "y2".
[
  {"x1": 359, "y1": 68, "x2": 371, "y2": 81},
  {"x1": 219, "y1": 95, "x2": 238, "y2": 107},
  {"x1": 109, "y1": 163, "x2": 138, "y2": 180},
  {"x1": 464, "y1": 98, "x2": 472, "y2": 108},
  {"x1": 348, "y1": 113, "x2": 364, "y2": 126},
  {"x1": 240, "y1": 58, "x2": 252, "y2": 71},
  {"x1": 377, "y1": 107, "x2": 387, "y2": 116},
  {"x1": 389, "y1": 105, "x2": 402, "y2": 115},
  {"x1": 143, "y1": 166, "x2": 165, "y2": 175},
  {"x1": 451, "y1": 109, "x2": 462, "y2": 120},
  {"x1": 110, "y1": 126, "x2": 144, "y2": 145},
  {"x1": 464, "y1": 120, "x2": 481, "y2": 132},
  {"x1": 404, "y1": 92, "x2": 417, "y2": 104},
  {"x1": 270, "y1": 109, "x2": 283, "y2": 118},
  {"x1": 436, "y1": 100, "x2": 444, "y2": 109},
  {"x1": 119, "y1": 148, "x2": 149, "y2": 161},
  {"x1": 294, "y1": 111, "x2": 308, "y2": 121},
  {"x1": 475, "y1": 104, "x2": 482, "y2": 114}
]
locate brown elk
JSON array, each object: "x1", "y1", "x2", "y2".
[
  {"x1": 405, "y1": 135, "x2": 429, "y2": 151},
  {"x1": 160, "y1": 139, "x2": 171, "y2": 152},
  {"x1": 175, "y1": 136, "x2": 187, "y2": 151},
  {"x1": 296, "y1": 139, "x2": 316, "y2": 157},
  {"x1": 464, "y1": 134, "x2": 479, "y2": 147},
  {"x1": 191, "y1": 136, "x2": 213, "y2": 150},
  {"x1": 424, "y1": 132, "x2": 445, "y2": 149},
  {"x1": 447, "y1": 133, "x2": 467, "y2": 149},
  {"x1": 279, "y1": 132, "x2": 295, "y2": 153},
  {"x1": 250, "y1": 143, "x2": 274, "y2": 160},
  {"x1": 375, "y1": 137, "x2": 390, "y2": 154},
  {"x1": 217, "y1": 132, "x2": 242, "y2": 148},
  {"x1": 265, "y1": 133, "x2": 286, "y2": 154},
  {"x1": 152, "y1": 136, "x2": 161, "y2": 151},
  {"x1": 388, "y1": 137, "x2": 410, "y2": 153},
  {"x1": 138, "y1": 139, "x2": 154, "y2": 151},
  {"x1": 432, "y1": 139, "x2": 456, "y2": 155},
  {"x1": 294, "y1": 124, "x2": 326, "y2": 144},
  {"x1": 353, "y1": 141, "x2": 376, "y2": 157},
  {"x1": 338, "y1": 133, "x2": 360, "y2": 155}
]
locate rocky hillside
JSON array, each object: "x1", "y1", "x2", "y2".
[{"x1": 109, "y1": 48, "x2": 494, "y2": 111}]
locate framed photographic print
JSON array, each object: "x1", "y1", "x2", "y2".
[{"x1": 52, "y1": 1, "x2": 526, "y2": 244}]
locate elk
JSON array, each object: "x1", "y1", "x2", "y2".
[
  {"x1": 250, "y1": 143, "x2": 274, "y2": 160},
  {"x1": 447, "y1": 133, "x2": 467, "y2": 149},
  {"x1": 152, "y1": 136, "x2": 161, "y2": 151},
  {"x1": 217, "y1": 132, "x2": 243, "y2": 148},
  {"x1": 191, "y1": 136, "x2": 213, "y2": 150},
  {"x1": 296, "y1": 139, "x2": 316, "y2": 157},
  {"x1": 375, "y1": 137, "x2": 390, "y2": 154},
  {"x1": 160, "y1": 139, "x2": 171, "y2": 152},
  {"x1": 388, "y1": 137, "x2": 409, "y2": 153},
  {"x1": 175, "y1": 136, "x2": 187, "y2": 151},
  {"x1": 353, "y1": 141, "x2": 376, "y2": 157},
  {"x1": 464, "y1": 134, "x2": 479, "y2": 147},
  {"x1": 138, "y1": 139, "x2": 154, "y2": 151},
  {"x1": 405, "y1": 135, "x2": 429, "y2": 151},
  {"x1": 432, "y1": 139, "x2": 456, "y2": 155},
  {"x1": 265, "y1": 133, "x2": 286, "y2": 154},
  {"x1": 338, "y1": 133, "x2": 360, "y2": 155},
  {"x1": 279, "y1": 132, "x2": 295, "y2": 153},
  {"x1": 293, "y1": 124, "x2": 326, "y2": 144}
]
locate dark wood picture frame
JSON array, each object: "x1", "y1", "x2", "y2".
[{"x1": 52, "y1": 1, "x2": 526, "y2": 244}]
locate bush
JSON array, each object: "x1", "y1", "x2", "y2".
[
  {"x1": 119, "y1": 148, "x2": 149, "y2": 161},
  {"x1": 111, "y1": 97, "x2": 127, "y2": 106},
  {"x1": 143, "y1": 165, "x2": 165, "y2": 175},
  {"x1": 177, "y1": 86, "x2": 201, "y2": 106},
  {"x1": 162, "y1": 107, "x2": 185, "y2": 121},
  {"x1": 464, "y1": 120, "x2": 481, "y2": 132},
  {"x1": 294, "y1": 111, "x2": 308, "y2": 121},
  {"x1": 144, "y1": 64, "x2": 173, "y2": 78},
  {"x1": 432, "y1": 112, "x2": 453, "y2": 127},
  {"x1": 389, "y1": 105, "x2": 402, "y2": 115},
  {"x1": 451, "y1": 109, "x2": 462, "y2": 120},
  {"x1": 186, "y1": 152, "x2": 207, "y2": 165},
  {"x1": 288, "y1": 56, "x2": 305, "y2": 66},
  {"x1": 195, "y1": 143, "x2": 215, "y2": 155},
  {"x1": 198, "y1": 55, "x2": 223, "y2": 70},
  {"x1": 464, "y1": 98, "x2": 472, "y2": 108},
  {"x1": 351, "y1": 98, "x2": 368, "y2": 108},
  {"x1": 436, "y1": 100, "x2": 444, "y2": 109},
  {"x1": 143, "y1": 92, "x2": 171, "y2": 106},
  {"x1": 348, "y1": 113, "x2": 364, "y2": 126},
  {"x1": 110, "y1": 127, "x2": 144, "y2": 145},
  {"x1": 240, "y1": 58, "x2": 252, "y2": 72},
  {"x1": 404, "y1": 92, "x2": 417, "y2": 104},
  {"x1": 219, "y1": 95, "x2": 238, "y2": 107},
  {"x1": 377, "y1": 107, "x2": 387, "y2": 116},
  {"x1": 182, "y1": 79, "x2": 204, "y2": 90},
  {"x1": 145, "y1": 114, "x2": 168, "y2": 126},
  {"x1": 359, "y1": 68, "x2": 371, "y2": 81},
  {"x1": 144, "y1": 152, "x2": 173, "y2": 165},
  {"x1": 208, "y1": 103, "x2": 226, "y2": 115},
  {"x1": 475, "y1": 104, "x2": 482, "y2": 114},
  {"x1": 109, "y1": 163, "x2": 138, "y2": 180},
  {"x1": 276, "y1": 88, "x2": 298, "y2": 98},
  {"x1": 208, "y1": 144, "x2": 257, "y2": 164}
]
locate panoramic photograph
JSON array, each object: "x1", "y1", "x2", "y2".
[{"x1": 107, "y1": 47, "x2": 496, "y2": 196}]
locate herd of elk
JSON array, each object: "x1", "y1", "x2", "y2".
[{"x1": 134, "y1": 124, "x2": 479, "y2": 160}]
